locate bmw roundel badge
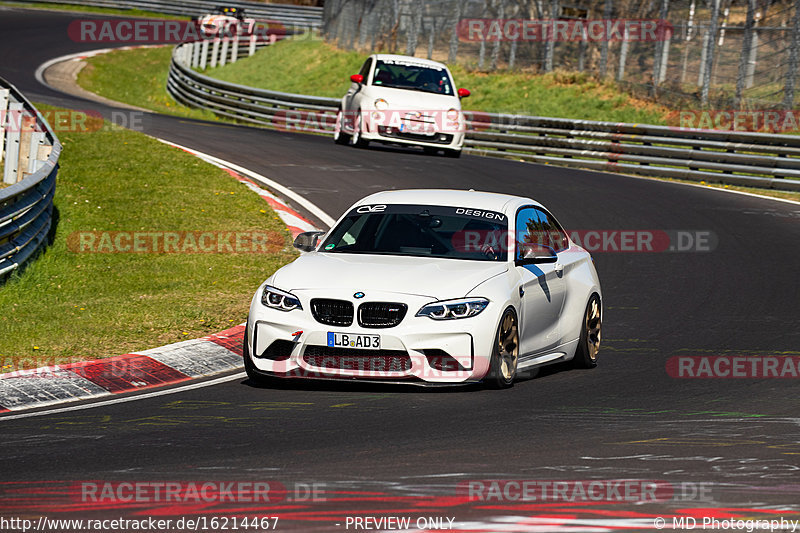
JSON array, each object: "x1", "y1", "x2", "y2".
[{"x1": 354, "y1": 292, "x2": 365, "y2": 299}]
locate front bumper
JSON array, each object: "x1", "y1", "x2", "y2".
[
  {"x1": 246, "y1": 288, "x2": 496, "y2": 384},
  {"x1": 361, "y1": 113, "x2": 465, "y2": 150}
]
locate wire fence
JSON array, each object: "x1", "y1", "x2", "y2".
[{"x1": 322, "y1": 0, "x2": 800, "y2": 110}]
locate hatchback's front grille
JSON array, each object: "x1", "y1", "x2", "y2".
[
  {"x1": 358, "y1": 302, "x2": 407, "y2": 328},
  {"x1": 310, "y1": 298, "x2": 354, "y2": 327}
]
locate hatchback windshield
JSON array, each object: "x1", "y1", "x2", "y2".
[
  {"x1": 320, "y1": 204, "x2": 508, "y2": 262},
  {"x1": 372, "y1": 60, "x2": 454, "y2": 96}
]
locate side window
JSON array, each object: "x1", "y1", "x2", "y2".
[
  {"x1": 515, "y1": 206, "x2": 569, "y2": 260},
  {"x1": 358, "y1": 58, "x2": 372, "y2": 80},
  {"x1": 515, "y1": 207, "x2": 542, "y2": 261},
  {"x1": 534, "y1": 208, "x2": 569, "y2": 252}
]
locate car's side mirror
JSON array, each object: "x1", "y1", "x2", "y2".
[
  {"x1": 293, "y1": 231, "x2": 325, "y2": 252},
  {"x1": 350, "y1": 74, "x2": 364, "y2": 84},
  {"x1": 515, "y1": 243, "x2": 558, "y2": 265},
  {"x1": 457, "y1": 88, "x2": 471, "y2": 98}
]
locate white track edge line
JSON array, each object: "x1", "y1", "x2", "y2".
[
  {"x1": 157, "y1": 139, "x2": 335, "y2": 227},
  {"x1": 0, "y1": 372, "x2": 246, "y2": 421}
]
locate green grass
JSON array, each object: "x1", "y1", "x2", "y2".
[
  {"x1": 207, "y1": 39, "x2": 670, "y2": 124},
  {"x1": 0, "y1": 1, "x2": 188, "y2": 19},
  {"x1": 77, "y1": 46, "x2": 217, "y2": 122},
  {"x1": 0, "y1": 103, "x2": 295, "y2": 370}
]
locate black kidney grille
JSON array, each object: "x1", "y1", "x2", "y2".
[
  {"x1": 311, "y1": 298, "x2": 354, "y2": 327},
  {"x1": 358, "y1": 302, "x2": 408, "y2": 328}
]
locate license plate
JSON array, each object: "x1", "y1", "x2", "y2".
[
  {"x1": 402, "y1": 121, "x2": 435, "y2": 135},
  {"x1": 327, "y1": 332, "x2": 381, "y2": 350}
]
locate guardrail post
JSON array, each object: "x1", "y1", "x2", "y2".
[
  {"x1": 249, "y1": 34, "x2": 257, "y2": 56},
  {"x1": 220, "y1": 37, "x2": 229, "y2": 67},
  {"x1": 210, "y1": 38, "x2": 220, "y2": 68},
  {"x1": 17, "y1": 111, "x2": 34, "y2": 182},
  {"x1": 231, "y1": 34, "x2": 239, "y2": 63},
  {"x1": 191, "y1": 41, "x2": 200, "y2": 68},
  {"x1": 200, "y1": 40, "x2": 209, "y2": 70},
  {"x1": 0, "y1": 88, "x2": 8, "y2": 166},
  {"x1": 3, "y1": 102, "x2": 22, "y2": 184},
  {"x1": 28, "y1": 131, "x2": 45, "y2": 173}
]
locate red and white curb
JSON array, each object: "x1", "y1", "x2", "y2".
[
  {"x1": 0, "y1": 326, "x2": 244, "y2": 413},
  {"x1": 0, "y1": 144, "x2": 330, "y2": 414}
]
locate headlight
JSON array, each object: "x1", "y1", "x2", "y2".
[
  {"x1": 374, "y1": 98, "x2": 389, "y2": 110},
  {"x1": 261, "y1": 285, "x2": 302, "y2": 311},
  {"x1": 416, "y1": 298, "x2": 489, "y2": 320},
  {"x1": 446, "y1": 108, "x2": 460, "y2": 120}
]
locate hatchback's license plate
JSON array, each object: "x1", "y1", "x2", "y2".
[{"x1": 327, "y1": 332, "x2": 381, "y2": 350}]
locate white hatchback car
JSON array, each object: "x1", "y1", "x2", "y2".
[
  {"x1": 244, "y1": 189, "x2": 602, "y2": 388},
  {"x1": 196, "y1": 6, "x2": 255, "y2": 37},
  {"x1": 333, "y1": 55, "x2": 470, "y2": 158}
]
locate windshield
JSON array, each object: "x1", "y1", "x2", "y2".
[
  {"x1": 320, "y1": 204, "x2": 508, "y2": 262},
  {"x1": 372, "y1": 60, "x2": 454, "y2": 96}
]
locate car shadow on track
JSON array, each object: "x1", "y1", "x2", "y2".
[
  {"x1": 239, "y1": 362, "x2": 577, "y2": 394},
  {"x1": 346, "y1": 143, "x2": 459, "y2": 158}
]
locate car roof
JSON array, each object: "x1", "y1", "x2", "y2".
[
  {"x1": 355, "y1": 189, "x2": 541, "y2": 213},
  {"x1": 371, "y1": 54, "x2": 449, "y2": 70}
]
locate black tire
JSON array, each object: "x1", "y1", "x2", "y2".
[
  {"x1": 572, "y1": 294, "x2": 602, "y2": 369},
  {"x1": 444, "y1": 149, "x2": 462, "y2": 158},
  {"x1": 485, "y1": 307, "x2": 519, "y2": 389},
  {"x1": 333, "y1": 109, "x2": 350, "y2": 145}
]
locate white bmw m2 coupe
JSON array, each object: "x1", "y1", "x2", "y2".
[{"x1": 244, "y1": 190, "x2": 601, "y2": 388}]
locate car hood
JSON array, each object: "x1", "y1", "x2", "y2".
[
  {"x1": 364, "y1": 87, "x2": 461, "y2": 111},
  {"x1": 271, "y1": 252, "x2": 507, "y2": 300}
]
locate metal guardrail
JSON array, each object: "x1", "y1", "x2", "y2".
[
  {"x1": 21, "y1": 0, "x2": 323, "y2": 27},
  {"x1": 0, "y1": 78, "x2": 61, "y2": 280},
  {"x1": 167, "y1": 41, "x2": 800, "y2": 193}
]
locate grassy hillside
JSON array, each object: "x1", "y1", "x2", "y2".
[{"x1": 207, "y1": 39, "x2": 669, "y2": 124}]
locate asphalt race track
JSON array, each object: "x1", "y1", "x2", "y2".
[{"x1": 1, "y1": 7, "x2": 800, "y2": 532}]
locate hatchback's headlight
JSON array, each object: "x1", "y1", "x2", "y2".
[
  {"x1": 416, "y1": 298, "x2": 489, "y2": 320},
  {"x1": 374, "y1": 98, "x2": 389, "y2": 110},
  {"x1": 261, "y1": 285, "x2": 302, "y2": 311}
]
